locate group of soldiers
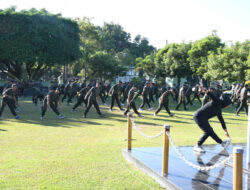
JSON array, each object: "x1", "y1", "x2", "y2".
[{"x1": 0, "y1": 78, "x2": 248, "y2": 120}]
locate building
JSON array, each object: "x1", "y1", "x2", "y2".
[{"x1": 116, "y1": 66, "x2": 139, "y2": 83}]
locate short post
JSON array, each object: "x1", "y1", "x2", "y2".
[
  {"x1": 162, "y1": 124, "x2": 170, "y2": 176},
  {"x1": 233, "y1": 147, "x2": 243, "y2": 190},
  {"x1": 247, "y1": 106, "x2": 250, "y2": 165},
  {"x1": 127, "y1": 113, "x2": 132, "y2": 151}
]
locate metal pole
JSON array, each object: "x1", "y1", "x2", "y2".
[
  {"x1": 127, "y1": 113, "x2": 132, "y2": 151},
  {"x1": 233, "y1": 147, "x2": 243, "y2": 190},
  {"x1": 162, "y1": 124, "x2": 170, "y2": 176}
]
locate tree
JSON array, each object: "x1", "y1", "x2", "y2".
[
  {"x1": 88, "y1": 51, "x2": 127, "y2": 80},
  {"x1": 188, "y1": 32, "x2": 224, "y2": 77},
  {"x1": 135, "y1": 53, "x2": 156, "y2": 78},
  {"x1": 205, "y1": 40, "x2": 250, "y2": 83},
  {"x1": 100, "y1": 22, "x2": 131, "y2": 52},
  {"x1": 0, "y1": 7, "x2": 80, "y2": 80},
  {"x1": 163, "y1": 43, "x2": 193, "y2": 85}
]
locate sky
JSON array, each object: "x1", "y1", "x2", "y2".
[{"x1": 1, "y1": 0, "x2": 250, "y2": 48}]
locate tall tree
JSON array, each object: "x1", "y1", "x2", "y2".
[
  {"x1": 205, "y1": 40, "x2": 250, "y2": 83},
  {"x1": 0, "y1": 7, "x2": 80, "y2": 80},
  {"x1": 100, "y1": 22, "x2": 131, "y2": 52},
  {"x1": 163, "y1": 43, "x2": 193, "y2": 85},
  {"x1": 188, "y1": 31, "x2": 224, "y2": 77}
]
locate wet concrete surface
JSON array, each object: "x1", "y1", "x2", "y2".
[{"x1": 129, "y1": 143, "x2": 249, "y2": 190}]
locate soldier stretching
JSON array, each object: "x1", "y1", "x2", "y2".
[
  {"x1": 154, "y1": 87, "x2": 174, "y2": 116},
  {"x1": 236, "y1": 84, "x2": 248, "y2": 116},
  {"x1": 109, "y1": 81, "x2": 124, "y2": 111},
  {"x1": 192, "y1": 84, "x2": 201, "y2": 103},
  {"x1": 71, "y1": 84, "x2": 91, "y2": 112},
  {"x1": 175, "y1": 84, "x2": 187, "y2": 111},
  {"x1": 33, "y1": 87, "x2": 44, "y2": 106},
  {"x1": 139, "y1": 82, "x2": 153, "y2": 111},
  {"x1": 123, "y1": 85, "x2": 142, "y2": 117},
  {"x1": 41, "y1": 88, "x2": 64, "y2": 119},
  {"x1": 84, "y1": 82, "x2": 104, "y2": 118},
  {"x1": 0, "y1": 84, "x2": 20, "y2": 120}
]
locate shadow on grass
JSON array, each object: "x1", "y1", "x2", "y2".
[{"x1": 0, "y1": 129, "x2": 7, "y2": 131}]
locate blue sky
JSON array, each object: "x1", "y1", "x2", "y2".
[{"x1": 1, "y1": 0, "x2": 249, "y2": 48}]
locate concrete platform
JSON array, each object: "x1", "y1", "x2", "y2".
[{"x1": 123, "y1": 143, "x2": 250, "y2": 190}]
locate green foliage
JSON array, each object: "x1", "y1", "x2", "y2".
[
  {"x1": 205, "y1": 40, "x2": 250, "y2": 82},
  {"x1": 88, "y1": 51, "x2": 127, "y2": 80},
  {"x1": 188, "y1": 32, "x2": 224, "y2": 76},
  {"x1": 163, "y1": 43, "x2": 193, "y2": 83},
  {"x1": 0, "y1": 7, "x2": 80, "y2": 80},
  {"x1": 135, "y1": 53, "x2": 156, "y2": 77}
]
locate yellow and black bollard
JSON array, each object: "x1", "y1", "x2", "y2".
[
  {"x1": 233, "y1": 147, "x2": 243, "y2": 190},
  {"x1": 162, "y1": 124, "x2": 170, "y2": 176}
]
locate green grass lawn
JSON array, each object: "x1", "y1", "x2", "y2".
[{"x1": 0, "y1": 97, "x2": 248, "y2": 189}]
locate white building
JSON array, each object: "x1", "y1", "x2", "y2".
[{"x1": 116, "y1": 66, "x2": 139, "y2": 83}]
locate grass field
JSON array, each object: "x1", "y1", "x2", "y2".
[{"x1": 0, "y1": 96, "x2": 248, "y2": 190}]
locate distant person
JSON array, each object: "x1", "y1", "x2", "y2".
[
  {"x1": 191, "y1": 84, "x2": 201, "y2": 103},
  {"x1": 154, "y1": 87, "x2": 174, "y2": 117},
  {"x1": 41, "y1": 88, "x2": 64, "y2": 120},
  {"x1": 175, "y1": 84, "x2": 188, "y2": 111},
  {"x1": 123, "y1": 85, "x2": 143, "y2": 117},
  {"x1": 109, "y1": 81, "x2": 124, "y2": 111},
  {"x1": 185, "y1": 84, "x2": 193, "y2": 107},
  {"x1": 0, "y1": 84, "x2": 20, "y2": 120},
  {"x1": 235, "y1": 84, "x2": 248, "y2": 116},
  {"x1": 71, "y1": 84, "x2": 91, "y2": 112},
  {"x1": 139, "y1": 82, "x2": 153, "y2": 111},
  {"x1": 83, "y1": 82, "x2": 104, "y2": 118},
  {"x1": 193, "y1": 86, "x2": 231, "y2": 153}
]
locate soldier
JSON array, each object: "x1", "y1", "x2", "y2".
[
  {"x1": 154, "y1": 87, "x2": 174, "y2": 117},
  {"x1": 122, "y1": 82, "x2": 132, "y2": 105},
  {"x1": 67, "y1": 79, "x2": 80, "y2": 105},
  {"x1": 123, "y1": 85, "x2": 143, "y2": 117},
  {"x1": 193, "y1": 86, "x2": 231, "y2": 153},
  {"x1": 191, "y1": 84, "x2": 201, "y2": 103},
  {"x1": 41, "y1": 88, "x2": 64, "y2": 120},
  {"x1": 154, "y1": 82, "x2": 159, "y2": 100},
  {"x1": 33, "y1": 86, "x2": 44, "y2": 106},
  {"x1": 235, "y1": 84, "x2": 248, "y2": 116},
  {"x1": 234, "y1": 84, "x2": 243, "y2": 110},
  {"x1": 0, "y1": 84, "x2": 20, "y2": 120},
  {"x1": 99, "y1": 81, "x2": 107, "y2": 105},
  {"x1": 148, "y1": 82, "x2": 155, "y2": 103},
  {"x1": 185, "y1": 84, "x2": 193, "y2": 107},
  {"x1": 175, "y1": 84, "x2": 188, "y2": 111},
  {"x1": 109, "y1": 81, "x2": 124, "y2": 111},
  {"x1": 230, "y1": 83, "x2": 237, "y2": 102},
  {"x1": 71, "y1": 84, "x2": 91, "y2": 112},
  {"x1": 105, "y1": 82, "x2": 111, "y2": 100},
  {"x1": 172, "y1": 83, "x2": 178, "y2": 103},
  {"x1": 139, "y1": 82, "x2": 153, "y2": 111},
  {"x1": 62, "y1": 80, "x2": 72, "y2": 103},
  {"x1": 83, "y1": 82, "x2": 104, "y2": 118}
]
